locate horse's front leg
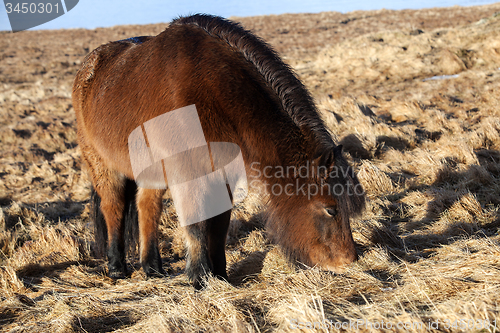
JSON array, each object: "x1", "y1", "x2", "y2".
[
  {"x1": 207, "y1": 209, "x2": 231, "y2": 280},
  {"x1": 184, "y1": 209, "x2": 231, "y2": 289},
  {"x1": 184, "y1": 220, "x2": 211, "y2": 289}
]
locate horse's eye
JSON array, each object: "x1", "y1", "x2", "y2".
[{"x1": 325, "y1": 207, "x2": 337, "y2": 216}]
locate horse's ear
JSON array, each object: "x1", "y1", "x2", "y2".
[
  {"x1": 313, "y1": 145, "x2": 343, "y2": 169},
  {"x1": 313, "y1": 148, "x2": 335, "y2": 169},
  {"x1": 333, "y1": 144, "x2": 343, "y2": 160}
]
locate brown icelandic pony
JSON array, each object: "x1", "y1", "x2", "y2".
[{"x1": 72, "y1": 14, "x2": 365, "y2": 288}]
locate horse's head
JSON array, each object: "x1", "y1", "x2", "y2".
[{"x1": 266, "y1": 145, "x2": 365, "y2": 272}]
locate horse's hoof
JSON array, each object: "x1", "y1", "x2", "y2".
[
  {"x1": 108, "y1": 268, "x2": 128, "y2": 279},
  {"x1": 192, "y1": 278, "x2": 205, "y2": 290},
  {"x1": 215, "y1": 272, "x2": 229, "y2": 283},
  {"x1": 143, "y1": 265, "x2": 167, "y2": 278}
]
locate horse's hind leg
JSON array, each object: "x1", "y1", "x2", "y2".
[
  {"x1": 80, "y1": 140, "x2": 130, "y2": 278},
  {"x1": 136, "y1": 188, "x2": 166, "y2": 277},
  {"x1": 99, "y1": 176, "x2": 129, "y2": 278}
]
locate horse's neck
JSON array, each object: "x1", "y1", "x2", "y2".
[{"x1": 245, "y1": 125, "x2": 318, "y2": 186}]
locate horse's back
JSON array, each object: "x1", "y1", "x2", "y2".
[{"x1": 74, "y1": 23, "x2": 284, "y2": 178}]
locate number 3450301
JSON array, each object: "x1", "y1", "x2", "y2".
[{"x1": 5, "y1": 2, "x2": 60, "y2": 14}]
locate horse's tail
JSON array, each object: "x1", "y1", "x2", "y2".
[
  {"x1": 171, "y1": 14, "x2": 333, "y2": 149},
  {"x1": 123, "y1": 179, "x2": 139, "y2": 254},
  {"x1": 91, "y1": 179, "x2": 139, "y2": 258}
]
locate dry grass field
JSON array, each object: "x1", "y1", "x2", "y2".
[{"x1": 1, "y1": 3, "x2": 500, "y2": 332}]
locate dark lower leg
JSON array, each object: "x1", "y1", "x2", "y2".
[
  {"x1": 141, "y1": 240, "x2": 164, "y2": 277},
  {"x1": 207, "y1": 210, "x2": 231, "y2": 280},
  {"x1": 107, "y1": 231, "x2": 127, "y2": 278},
  {"x1": 185, "y1": 222, "x2": 211, "y2": 289}
]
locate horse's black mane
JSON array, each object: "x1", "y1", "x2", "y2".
[{"x1": 172, "y1": 14, "x2": 334, "y2": 152}]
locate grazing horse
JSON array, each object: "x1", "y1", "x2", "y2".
[{"x1": 72, "y1": 14, "x2": 365, "y2": 288}]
